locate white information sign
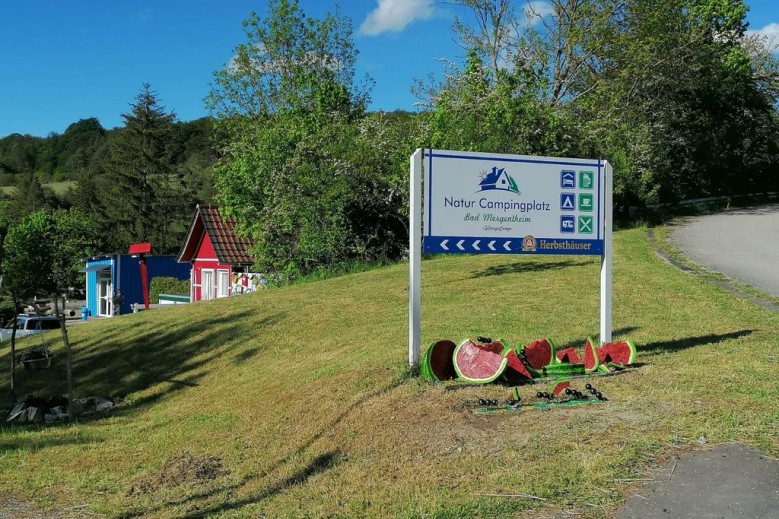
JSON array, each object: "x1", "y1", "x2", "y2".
[
  {"x1": 408, "y1": 149, "x2": 613, "y2": 366},
  {"x1": 423, "y1": 149, "x2": 604, "y2": 255}
]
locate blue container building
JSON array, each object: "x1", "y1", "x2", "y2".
[{"x1": 83, "y1": 255, "x2": 190, "y2": 317}]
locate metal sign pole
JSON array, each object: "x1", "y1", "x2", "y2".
[
  {"x1": 599, "y1": 161, "x2": 613, "y2": 344},
  {"x1": 409, "y1": 149, "x2": 423, "y2": 366}
]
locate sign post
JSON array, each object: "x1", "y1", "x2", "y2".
[
  {"x1": 408, "y1": 149, "x2": 612, "y2": 366},
  {"x1": 409, "y1": 149, "x2": 423, "y2": 366}
]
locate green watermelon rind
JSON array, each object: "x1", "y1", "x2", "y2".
[
  {"x1": 420, "y1": 341, "x2": 437, "y2": 381},
  {"x1": 543, "y1": 363, "x2": 585, "y2": 376},
  {"x1": 496, "y1": 338, "x2": 511, "y2": 357},
  {"x1": 453, "y1": 339, "x2": 509, "y2": 384},
  {"x1": 584, "y1": 337, "x2": 601, "y2": 373}
]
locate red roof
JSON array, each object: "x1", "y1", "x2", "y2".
[{"x1": 177, "y1": 205, "x2": 254, "y2": 265}]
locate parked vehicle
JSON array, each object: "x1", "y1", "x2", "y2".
[{"x1": 0, "y1": 314, "x2": 61, "y2": 342}]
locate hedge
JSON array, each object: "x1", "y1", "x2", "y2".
[{"x1": 149, "y1": 277, "x2": 190, "y2": 304}]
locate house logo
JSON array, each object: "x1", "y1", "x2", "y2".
[
  {"x1": 522, "y1": 235, "x2": 537, "y2": 252},
  {"x1": 561, "y1": 170, "x2": 576, "y2": 189},
  {"x1": 479, "y1": 167, "x2": 520, "y2": 195}
]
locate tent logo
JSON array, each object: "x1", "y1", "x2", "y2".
[{"x1": 478, "y1": 167, "x2": 520, "y2": 195}]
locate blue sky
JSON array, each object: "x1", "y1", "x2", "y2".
[{"x1": 1, "y1": 0, "x2": 777, "y2": 138}]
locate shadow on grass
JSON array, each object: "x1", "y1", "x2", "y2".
[
  {"x1": 120, "y1": 450, "x2": 345, "y2": 518},
  {"x1": 0, "y1": 432, "x2": 103, "y2": 453},
  {"x1": 0, "y1": 310, "x2": 286, "y2": 419},
  {"x1": 182, "y1": 451, "x2": 344, "y2": 518},
  {"x1": 124, "y1": 377, "x2": 404, "y2": 516},
  {"x1": 469, "y1": 259, "x2": 592, "y2": 278},
  {"x1": 640, "y1": 330, "x2": 754, "y2": 355}
]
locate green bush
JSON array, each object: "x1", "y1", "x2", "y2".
[
  {"x1": 149, "y1": 277, "x2": 190, "y2": 304},
  {"x1": 0, "y1": 298, "x2": 23, "y2": 325}
]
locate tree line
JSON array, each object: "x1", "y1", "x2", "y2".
[
  {"x1": 208, "y1": 0, "x2": 779, "y2": 280},
  {"x1": 0, "y1": 85, "x2": 216, "y2": 255}
]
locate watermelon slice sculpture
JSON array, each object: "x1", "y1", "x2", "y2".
[
  {"x1": 542, "y1": 362, "x2": 585, "y2": 378},
  {"x1": 520, "y1": 338, "x2": 556, "y2": 375},
  {"x1": 453, "y1": 338, "x2": 509, "y2": 384},
  {"x1": 597, "y1": 340, "x2": 638, "y2": 366},
  {"x1": 583, "y1": 337, "x2": 601, "y2": 373},
  {"x1": 555, "y1": 347, "x2": 582, "y2": 364},
  {"x1": 421, "y1": 339, "x2": 457, "y2": 382},
  {"x1": 502, "y1": 349, "x2": 534, "y2": 384},
  {"x1": 551, "y1": 380, "x2": 571, "y2": 397}
]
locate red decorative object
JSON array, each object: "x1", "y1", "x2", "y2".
[{"x1": 129, "y1": 243, "x2": 152, "y2": 310}]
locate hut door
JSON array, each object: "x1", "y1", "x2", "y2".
[{"x1": 98, "y1": 273, "x2": 113, "y2": 316}]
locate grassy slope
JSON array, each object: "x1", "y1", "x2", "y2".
[{"x1": 1, "y1": 228, "x2": 777, "y2": 518}]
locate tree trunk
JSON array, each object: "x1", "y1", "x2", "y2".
[
  {"x1": 9, "y1": 295, "x2": 18, "y2": 405},
  {"x1": 53, "y1": 296, "x2": 75, "y2": 418}
]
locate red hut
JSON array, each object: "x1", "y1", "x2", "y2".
[{"x1": 176, "y1": 205, "x2": 256, "y2": 302}]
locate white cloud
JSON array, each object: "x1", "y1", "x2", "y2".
[
  {"x1": 523, "y1": 1, "x2": 553, "y2": 24},
  {"x1": 747, "y1": 23, "x2": 779, "y2": 53},
  {"x1": 359, "y1": 0, "x2": 436, "y2": 36},
  {"x1": 749, "y1": 22, "x2": 779, "y2": 39}
]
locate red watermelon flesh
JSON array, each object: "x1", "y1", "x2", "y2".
[
  {"x1": 583, "y1": 337, "x2": 600, "y2": 372},
  {"x1": 555, "y1": 347, "x2": 582, "y2": 364},
  {"x1": 502, "y1": 349, "x2": 534, "y2": 384},
  {"x1": 598, "y1": 340, "x2": 637, "y2": 366},
  {"x1": 522, "y1": 339, "x2": 555, "y2": 371},
  {"x1": 453, "y1": 339, "x2": 508, "y2": 384},
  {"x1": 551, "y1": 380, "x2": 571, "y2": 396},
  {"x1": 425, "y1": 339, "x2": 457, "y2": 381}
]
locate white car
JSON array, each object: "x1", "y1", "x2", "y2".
[{"x1": 0, "y1": 315, "x2": 61, "y2": 342}]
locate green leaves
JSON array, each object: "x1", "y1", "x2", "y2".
[
  {"x1": 208, "y1": 1, "x2": 416, "y2": 280},
  {"x1": 2, "y1": 209, "x2": 103, "y2": 299}
]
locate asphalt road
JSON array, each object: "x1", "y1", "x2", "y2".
[
  {"x1": 617, "y1": 444, "x2": 779, "y2": 519},
  {"x1": 669, "y1": 204, "x2": 779, "y2": 298},
  {"x1": 614, "y1": 205, "x2": 779, "y2": 518}
]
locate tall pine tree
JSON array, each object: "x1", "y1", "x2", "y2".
[{"x1": 102, "y1": 84, "x2": 187, "y2": 253}]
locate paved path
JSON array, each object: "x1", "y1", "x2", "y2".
[
  {"x1": 617, "y1": 444, "x2": 779, "y2": 519},
  {"x1": 619, "y1": 205, "x2": 779, "y2": 518},
  {"x1": 669, "y1": 204, "x2": 779, "y2": 297}
]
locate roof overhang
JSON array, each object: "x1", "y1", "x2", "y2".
[{"x1": 80, "y1": 265, "x2": 111, "y2": 273}]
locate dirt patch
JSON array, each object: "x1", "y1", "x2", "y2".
[{"x1": 128, "y1": 453, "x2": 229, "y2": 495}]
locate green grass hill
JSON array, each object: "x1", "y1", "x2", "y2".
[{"x1": 1, "y1": 228, "x2": 777, "y2": 518}]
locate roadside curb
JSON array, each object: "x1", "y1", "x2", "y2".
[{"x1": 647, "y1": 228, "x2": 779, "y2": 312}]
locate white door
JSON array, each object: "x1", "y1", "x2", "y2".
[
  {"x1": 201, "y1": 270, "x2": 214, "y2": 300},
  {"x1": 98, "y1": 273, "x2": 113, "y2": 316},
  {"x1": 217, "y1": 270, "x2": 230, "y2": 298}
]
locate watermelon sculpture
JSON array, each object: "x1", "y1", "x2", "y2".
[
  {"x1": 521, "y1": 338, "x2": 556, "y2": 375},
  {"x1": 453, "y1": 338, "x2": 509, "y2": 384},
  {"x1": 597, "y1": 340, "x2": 638, "y2": 366},
  {"x1": 583, "y1": 337, "x2": 601, "y2": 373},
  {"x1": 555, "y1": 347, "x2": 582, "y2": 364},
  {"x1": 502, "y1": 349, "x2": 534, "y2": 384},
  {"x1": 551, "y1": 380, "x2": 571, "y2": 396},
  {"x1": 421, "y1": 340, "x2": 457, "y2": 382},
  {"x1": 542, "y1": 362, "x2": 585, "y2": 378}
]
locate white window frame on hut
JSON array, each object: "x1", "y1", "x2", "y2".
[
  {"x1": 201, "y1": 269, "x2": 215, "y2": 300},
  {"x1": 217, "y1": 269, "x2": 230, "y2": 298}
]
